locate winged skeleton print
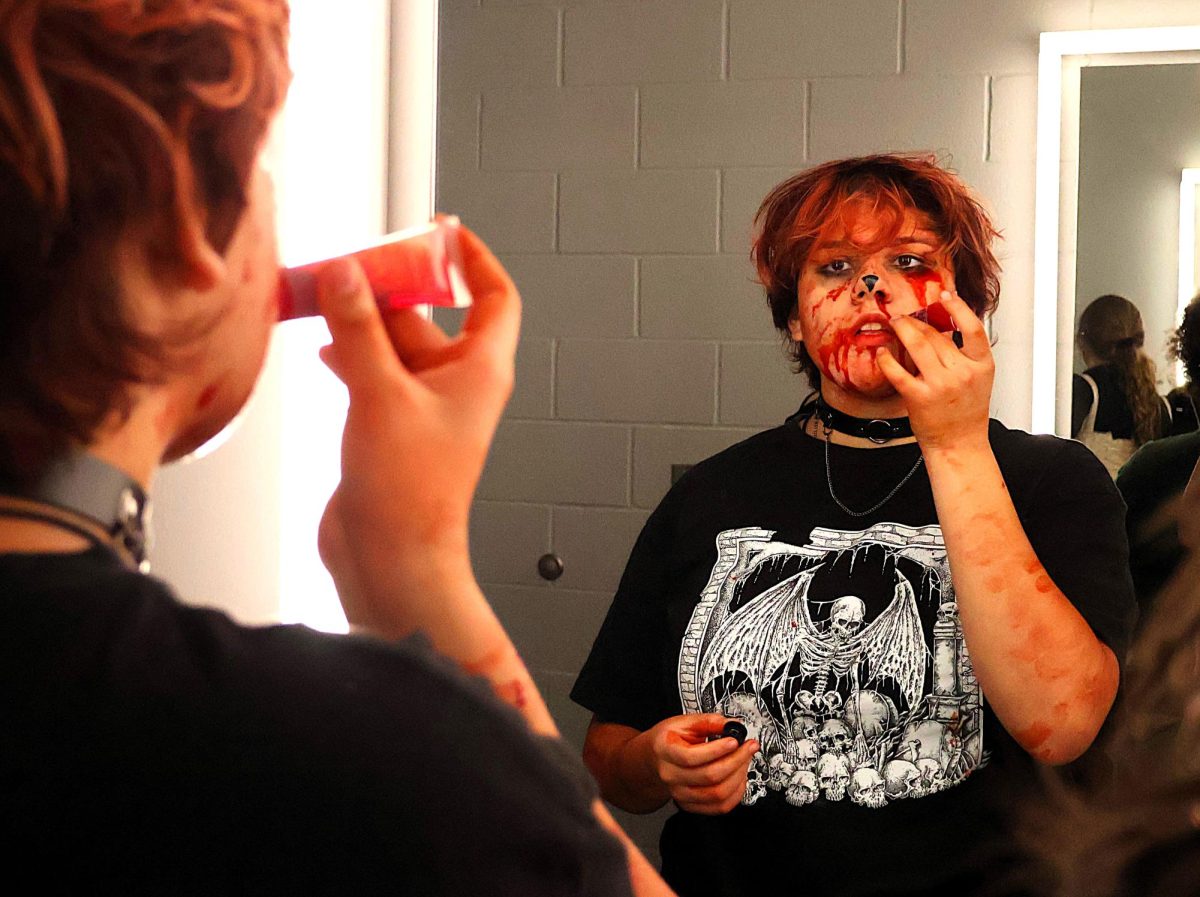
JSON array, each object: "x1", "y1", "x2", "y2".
[
  {"x1": 694, "y1": 565, "x2": 927, "y2": 720},
  {"x1": 678, "y1": 523, "x2": 985, "y2": 808}
]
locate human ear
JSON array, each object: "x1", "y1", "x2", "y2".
[
  {"x1": 787, "y1": 306, "x2": 804, "y2": 343},
  {"x1": 174, "y1": 224, "x2": 228, "y2": 292}
]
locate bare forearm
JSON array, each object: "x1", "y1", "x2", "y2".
[
  {"x1": 583, "y1": 721, "x2": 672, "y2": 813},
  {"x1": 924, "y1": 441, "x2": 1119, "y2": 763},
  {"x1": 347, "y1": 551, "x2": 558, "y2": 737}
]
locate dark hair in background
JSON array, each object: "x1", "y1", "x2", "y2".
[
  {"x1": 1077, "y1": 294, "x2": 1166, "y2": 446},
  {"x1": 0, "y1": 0, "x2": 290, "y2": 486},
  {"x1": 751, "y1": 152, "x2": 1002, "y2": 388},
  {"x1": 1169, "y1": 290, "x2": 1200, "y2": 398},
  {"x1": 1019, "y1": 550, "x2": 1200, "y2": 897}
]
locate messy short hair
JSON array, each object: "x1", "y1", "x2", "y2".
[
  {"x1": 1169, "y1": 290, "x2": 1200, "y2": 391},
  {"x1": 751, "y1": 153, "x2": 1002, "y2": 388},
  {"x1": 0, "y1": 0, "x2": 290, "y2": 484}
]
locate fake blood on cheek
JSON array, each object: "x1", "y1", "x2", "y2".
[
  {"x1": 817, "y1": 327, "x2": 862, "y2": 381},
  {"x1": 902, "y1": 270, "x2": 943, "y2": 310},
  {"x1": 814, "y1": 283, "x2": 849, "y2": 313}
]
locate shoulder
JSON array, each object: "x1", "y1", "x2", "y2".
[
  {"x1": 1119, "y1": 431, "x2": 1200, "y2": 493},
  {"x1": 987, "y1": 419, "x2": 1116, "y2": 499},
  {"x1": 1085, "y1": 364, "x2": 1120, "y2": 390},
  {"x1": 988, "y1": 419, "x2": 1100, "y2": 468},
  {"x1": 671, "y1": 425, "x2": 802, "y2": 494},
  {"x1": 649, "y1": 424, "x2": 806, "y2": 520},
  {"x1": 1122, "y1": 430, "x2": 1200, "y2": 469},
  {"x1": 9, "y1": 554, "x2": 547, "y2": 771}
]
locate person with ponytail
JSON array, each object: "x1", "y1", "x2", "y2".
[{"x1": 1071, "y1": 294, "x2": 1170, "y2": 478}]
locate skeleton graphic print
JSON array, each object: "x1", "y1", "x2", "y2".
[{"x1": 678, "y1": 522, "x2": 986, "y2": 808}]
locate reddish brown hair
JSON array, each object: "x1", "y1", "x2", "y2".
[
  {"x1": 752, "y1": 153, "x2": 1002, "y2": 386},
  {"x1": 0, "y1": 0, "x2": 290, "y2": 484}
]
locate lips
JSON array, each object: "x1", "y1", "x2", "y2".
[{"x1": 850, "y1": 314, "x2": 894, "y2": 347}]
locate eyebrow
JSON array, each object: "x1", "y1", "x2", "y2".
[{"x1": 813, "y1": 232, "x2": 942, "y2": 253}]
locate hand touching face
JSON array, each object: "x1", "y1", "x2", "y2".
[{"x1": 789, "y1": 203, "x2": 956, "y2": 400}]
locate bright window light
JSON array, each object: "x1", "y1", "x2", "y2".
[
  {"x1": 271, "y1": 1, "x2": 408, "y2": 632},
  {"x1": 1033, "y1": 26, "x2": 1200, "y2": 434}
]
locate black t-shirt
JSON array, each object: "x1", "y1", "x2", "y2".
[
  {"x1": 0, "y1": 546, "x2": 633, "y2": 896},
  {"x1": 572, "y1": 419, "x2": 1135, "y2": 897},
  {"x1": 1117, "y1": 430, "x2": 1200, "y2": 617}
]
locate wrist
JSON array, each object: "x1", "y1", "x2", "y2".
[
  {"x1": 621, "y1": 728, "x2": 670, "y2": 797},
  {"x1": 919, "y1": 429, "x2": 992, "y2": 463},
  {"x1": 344, "y1": 548, "x2": 481, "y2": 642}
]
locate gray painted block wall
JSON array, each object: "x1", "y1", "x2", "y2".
[{"x1": 435, "y1": 0, "x2": 1200, "y2": 863}]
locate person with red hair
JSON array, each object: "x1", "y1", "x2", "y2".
[
  {"x1": 0, "y1": 2, "x2": 672, "y2": 893},
  {"x1": 572, "y1": 154, "x2": 1135, "y2": 896}
]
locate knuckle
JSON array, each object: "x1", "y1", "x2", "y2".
[{"x1": 697, "y1": 766, "x2": 723, "y2": 787}]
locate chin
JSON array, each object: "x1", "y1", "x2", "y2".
[
  {"x1": 851, "y1": 379, "x2": 899, "y2": 399},
  {"x1": 828, "y1": 367, "x2": 898, "y2": 400}
]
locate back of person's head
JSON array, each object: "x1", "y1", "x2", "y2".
[
  {"x1": 1019, "y1": 549, "x2": 1200, "y2": 897},
  {"x1": 1077, "y1": 294, "x2": 1164, "y2": 445},
  {"x1": 1169, "y1": 291, "x2": 1200, "y2": 397},
  {"x1": 0, "y1": 0, "x2": 290, "y2": 487},
  {"x1": 752, "y1": 152, "x2": 1001, "y2": 387}
]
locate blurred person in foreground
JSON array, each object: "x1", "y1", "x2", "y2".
[
  {"x1": 1020, "y1": 538, "x2": 1200, "y2": 897},
  {"x1": 0, "y1": 2, "x2": 670, "y2": 893},
  {"x1": 1117, "y1": 291, "x2": 1200, "y2": 617}
]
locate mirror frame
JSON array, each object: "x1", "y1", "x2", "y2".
[{"x1": 1032, "y1": 25, "x2": 1200, "y2": 435}]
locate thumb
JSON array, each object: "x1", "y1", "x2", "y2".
[
  {"x1": 685, "y1": 713, "x2": 738, "y2": 740},
  {"x1": 316, "y1": 256, "x2": 405, "y2": 390}
]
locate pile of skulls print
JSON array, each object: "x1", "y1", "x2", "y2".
[{"x1": 678, "y1": 523, "x2": 986, "y2": 809}]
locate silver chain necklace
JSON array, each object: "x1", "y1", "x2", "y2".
[{"x1": 819, "y1": 417, "x2": 924, "y2": 517}]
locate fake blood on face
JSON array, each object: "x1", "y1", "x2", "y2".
[
  {"x1": 902, "y1": 269, "x2": 943, "y2": 308},
  {"x1": 813, "y1": 283, "x2": 849, "y2": 315},
  {"x1": 817, "y1": 326, "x2": 855, "y2": 381},
  {"x1": 196, "y1": 383, "x2": 220, "y2": 411}
]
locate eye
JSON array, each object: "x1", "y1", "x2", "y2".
[
  {"x1": 817, "y1": 259, "x2": 852, "y2": 276},
  {"x1": 894, "y1": 254, "x2": 926, "y2": 270}
]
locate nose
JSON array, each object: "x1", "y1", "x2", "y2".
[{"x1": 854, "y1": 272, "x2": 887, "y2": 304}]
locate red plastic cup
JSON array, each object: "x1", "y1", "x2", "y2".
[{"x1": 277, "y1": 216, "x2": 471, "y2": 322}]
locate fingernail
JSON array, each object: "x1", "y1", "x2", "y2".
[{"x1": 940, "y1": 290, "x2": 952, "y2": 300}]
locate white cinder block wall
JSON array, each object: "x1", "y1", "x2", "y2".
[{"x1": 435, "y1": 0, "x2": 1200, "y2": 859}]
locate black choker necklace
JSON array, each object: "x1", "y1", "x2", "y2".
[
  {"x1": 0, "y1": 453, "x2": 151, "y2": 572},
  {"x1": 816, "y1": 401, "x2": 913, "y2": 444}
]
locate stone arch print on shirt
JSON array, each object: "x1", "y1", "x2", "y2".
[{"x1": 678, "y1": 522, "x2": 987, "y2": 808}]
